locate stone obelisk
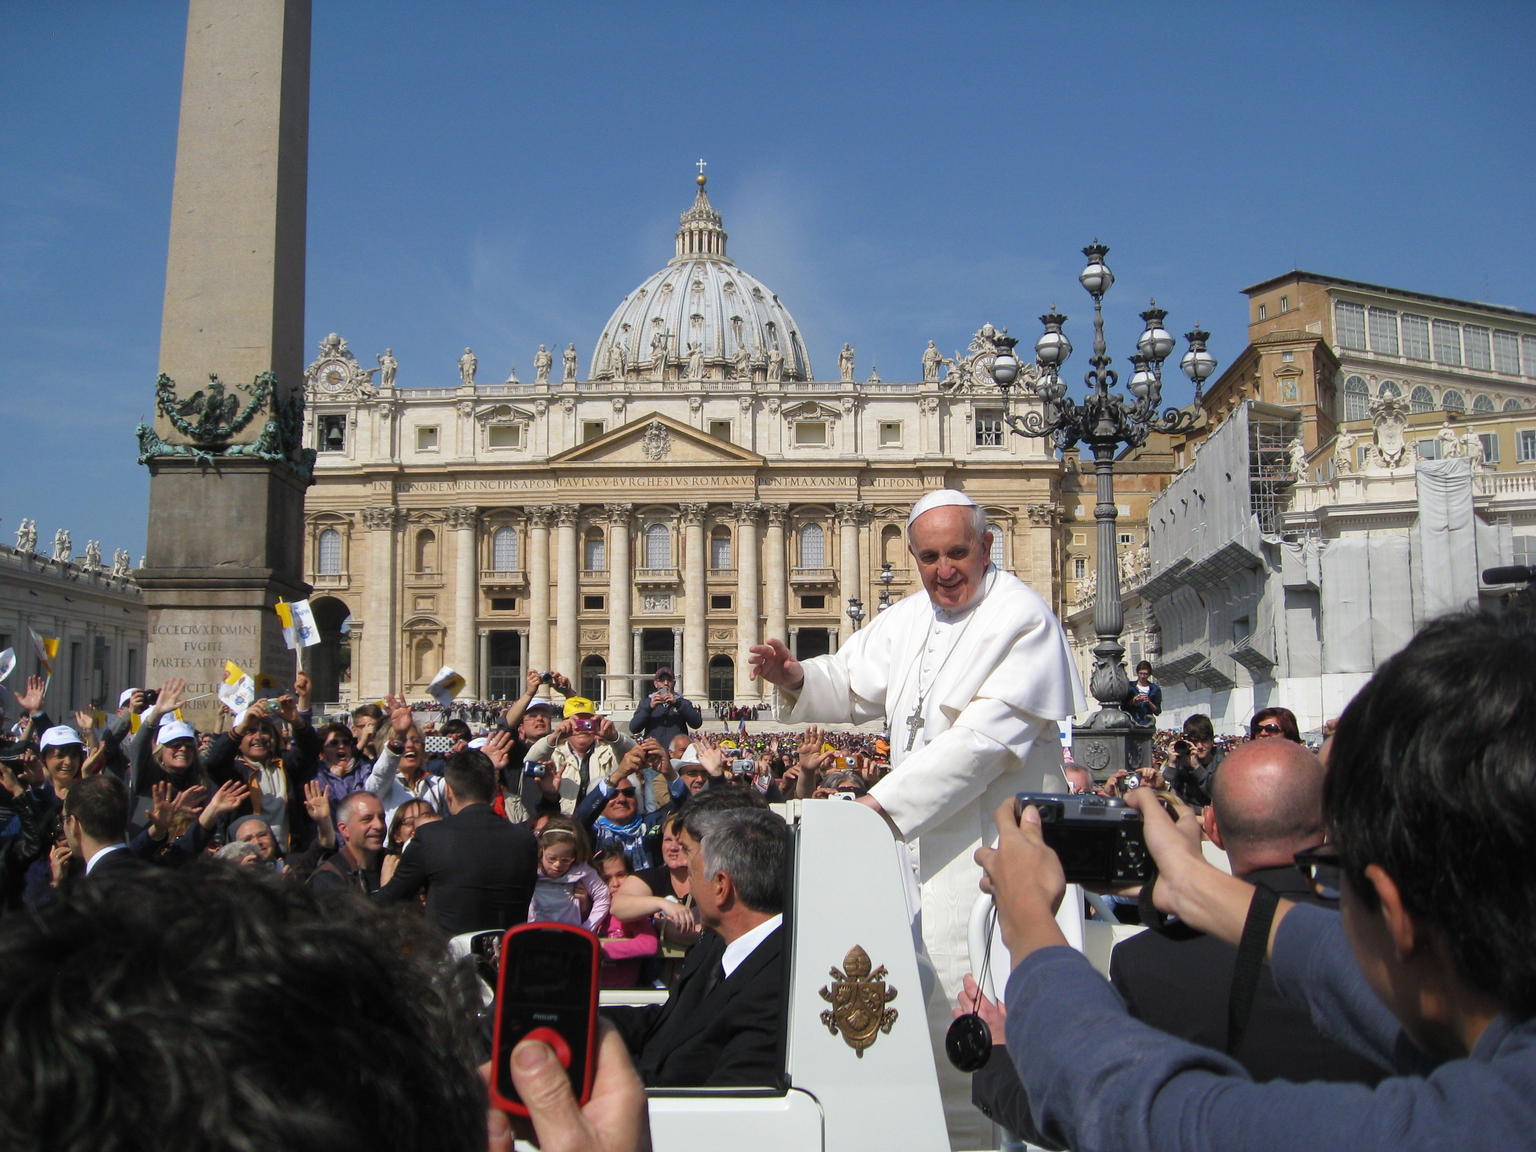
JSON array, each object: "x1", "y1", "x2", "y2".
[{"x1": 138, "y1": 0, "x2": 313, "y2": 726}]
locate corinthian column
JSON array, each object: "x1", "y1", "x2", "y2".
[
  {"x1": 764, "y1": 505, "x2": 788, "y2": 649},
  {"x1": 555, "y1": 506, "x2": 581, "y2": 683},
  {"x1": 605, "y1": 503, "x2": 634, "y2": 709},
  {"x1": 836, "y1": 502, "x2": 865, "y2": 644},
  {"x1": 733, "y1": 502, "x2": 763, "y2": 700},
  {"x1": 446, "y1": 506, "x2": 480, "y2": 697},
  {"x1": 527, "y1": 506, "x2": 553, "y2": 675},
  {"x1": 680, "y1": 503, "x2": 708, "y2": 699},
  {"x1": 360, "y1": 506, "x2": 401, "y2": 698}
]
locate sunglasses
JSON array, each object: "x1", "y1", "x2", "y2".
[
  {"x1": 1293, "y1": 844, "x2": 1341, "y2": 902},
  {"x1": 1255, "y1": 723, "x2": 1283, "y2": 736},
  {"x1": 322, "y1": 740, "x2": 353, "y2": 750},
  {"x1": 612, "y1": 787, "x2": 637, "y2": 798}
]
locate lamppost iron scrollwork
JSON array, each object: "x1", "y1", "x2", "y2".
[{"x1": 989, "y1": 241, "x2": 1216, "y2": 771}]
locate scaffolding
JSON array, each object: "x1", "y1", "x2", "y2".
[{"x1": 1248, "y1": 404, "x2": 1302, "y2": 536}]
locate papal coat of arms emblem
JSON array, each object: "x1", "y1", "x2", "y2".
[{"x1": 818, "y1": 944, "x2": 899, "y2": 1057}]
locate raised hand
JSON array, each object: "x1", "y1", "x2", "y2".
[
  {"x1": 294, "y1": 670, "x2": 312, "y2": 704},
  {"x1": 482, "y1": 729, "x2": 514, "y2": 773},
  {"x1": 15, "y1": 675, "x2": 47, "y2": 714},
  {"x1": 151, "y1": 677, "x2": 188, "y2": 721},
  {"x1": 302, "y1": 779, "x2": 332, "y2": 826},
  {"x1": 385, "y1": 694, "x2": 414, "y2": 737},
  {"x1": 746, "y1": 638, "x2": 803, "y2": 689}
]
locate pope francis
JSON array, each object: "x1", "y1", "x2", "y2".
[{"x1": 750, "y1": 488, "x2": 1083, "y2": 1149}]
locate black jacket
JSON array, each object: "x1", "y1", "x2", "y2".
[
  {"x1": 373, "y1": 802, "x2": 538, "y2": 936},
  {"x1": 604, "y1": 923, "x2": 785, "y2": 1088}
]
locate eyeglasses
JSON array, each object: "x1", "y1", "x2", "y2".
[
  {"x1": 1255, "y1": 723, "x2": 1284, "y2": 736},
  {"x1": 322, "y1": 740, "x2": 352, "y2": 750},
  {"x1": 1293, "y1": 844, "x2": 1341, "y2": 902},
  {"x1": 612, "y1": 787, "x2": 637, "y2": 798}
]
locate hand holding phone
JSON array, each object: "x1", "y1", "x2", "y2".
[{"x1": 489, "y1": 923, "x2": 600, "y2": 1118}]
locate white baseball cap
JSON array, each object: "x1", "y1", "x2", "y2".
[
  {"x1": 157, "y1": 720, "x2": 197, "y2": 744},
  {"x1": 118, "y1": 688, "x2": 141, "y2": 708},
  {"x1": 39, "y1": 726, "x2": 84, "y2": 751}
]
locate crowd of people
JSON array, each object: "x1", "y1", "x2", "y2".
[{"x1": 4, "y1": 484, "x2": 1530, "y2": 1152}]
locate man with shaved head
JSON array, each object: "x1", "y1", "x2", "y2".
[{"x1": 1107, "y1": 738, "x2": 1383, "y2": 1082}]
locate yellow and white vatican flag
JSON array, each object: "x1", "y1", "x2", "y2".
[
  {"x1": 428, "y1": 666, "x2": 466, "y2": 706},
  {"x1": 28, "y1": 628, "x2": 58, "y2": 676},
  {"x1": 219, "y1": 659, "x2": 257, "y2": 724}
]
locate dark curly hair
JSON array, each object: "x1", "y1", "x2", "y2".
[{"x1": 0, "y1": 863, "x2": 486, "y2": 1151}]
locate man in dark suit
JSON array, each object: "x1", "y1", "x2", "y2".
[
  {"x1": 970, "y1": 737, "x2": 1382, "y2": 1135},
  {"x1": 373, "y1": 750, "x2": 537, "y2": 936},
  {"x1": 61, "y1": 774, "x2": 142, "y2": 883},
  {"x1": 605, "y1": 803, "x2": 787, "y2": 1087}
]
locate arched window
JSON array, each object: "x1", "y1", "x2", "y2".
[
  {"x1": 580, "y1": 655, "x2": 606, "y2": 702},
  {"x1": 708, "y1": 655, "x2": 733, "y2": 703},
  {"x1": 710, "y1": 526, "x2": 732, "y2": 570},
  {"x1": 644, "y1": 523, "x2": 670, "y2": 569},
  {"x1": 1442, "y1": 389, "x2": 1466, "y2": 414},
  {"x1": 492, "y1": 527, "x2": 518, "y2": 571},
  {"x1": 1410, "y1": 385, "x2": 1435, "y2": 413},
  {"x1": 799, "y1": 522, "x2": 825, "y2": 568},
  {"x1": 1504, "y1": 397, "x2": 1523, "y2": 412},
  {"x1": 1473, "y1": 393, "x2": 1495, "y2": 413},
  {"x1": 986, "y1": 522, "x2": 1005, "y2": 569},
  {"x1": 584, "y1": 527, "x2": 606, "y2": 573},
  {"x1": 1343, "y1": 376, "x2": 1370, "y2": 421},
  {"x1": 317, "y1": 528, "x2": 342, "y2": 575},
  {"x1": 1377, "y1": 379, "x2": 1401, "y2": 398},
  {"x1": 415, "y1": 529, "x2": 437, "y2": 573}
]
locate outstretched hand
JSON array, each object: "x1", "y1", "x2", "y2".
[
  {"x1": 746, "y1": 639, "x2": 804, "y2": 690},
  {"x1": 975, "y1": 799, "x2": 1069, "y2": 964}
]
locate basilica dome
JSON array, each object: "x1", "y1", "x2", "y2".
[{"x1": 590, "y1": 175, "x2": 813, "y2": 382}]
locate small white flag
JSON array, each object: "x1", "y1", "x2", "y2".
[
  {"x1": 218, "y1": 660, "x2": 257, "y2": 725},
  {"x1": 290, "y1": 598, "x2": 321, "y2": 649},
  {"x1": 0, "y1": 648, "x2": 13, "y2": 685},
  {"x1": 427, "y1": 666, "x2": 466, "y2": 706}
]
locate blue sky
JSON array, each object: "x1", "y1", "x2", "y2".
[{"x1": 5, "y1": 1, "x2": 1534, "y2": 560}]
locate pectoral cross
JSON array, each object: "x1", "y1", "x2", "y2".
[{"x1": 904, "y1": 705, "x2": 925, "y2": 752}]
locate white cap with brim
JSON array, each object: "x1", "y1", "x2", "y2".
[
  {"x1": 907, "y1": 488, "x2": 979, "y2": 529},
  {"x1": 523, "y1": 699, "x2": 560, "y2": 714},
  {"x1": 39, "y1": 726, "x2": 84, "y2": 751},
  {"x1": 468, "y1": 737, "x2": 488, "y2": 750},
  {"x1": 118, "y1": 688, "x2": 140, "y2": 708},
  {"x1": 157, "y1": 720, "x2": 197, "y2": 744}
]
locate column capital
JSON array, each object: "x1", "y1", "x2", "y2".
[
  {"x1": 603, "y1": 502, "x2": 634, "y2": 524},
  {"x1": 732, "y1": 500, "x2": 765, "y2": 525},
  {"x1": 765, "y1": 504, "x2": 789, "y2": 527},
  {"x1": 527, "y1": 505, "x2": 556, "y2": 527},
  {"x1": 444, "y1": 506, "x2": 480, "y2": 531},
  {"x1": 834, "y1": 502, "x2": 868, "y2": 526},
  {"x1": 361, "y1": 505, "x2": 403, "y2": 530},
  {"x1": 679, "y1": 502, "x2": 708, "y2": 525},
  {"x1": 1026, "y1": 503, "x2": 1057, "y2": 525},
  {"x1": 553, "y1": 504, "x2": 581, "y2": 528}
]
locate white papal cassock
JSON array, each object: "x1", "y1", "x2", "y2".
[{"x1": 778, "y1": 565, "x2": 1083, "y2": 1150}]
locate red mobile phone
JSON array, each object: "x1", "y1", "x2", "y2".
[{"x1": 489, "y1": 922, "x2": 601, "y2": 1117}]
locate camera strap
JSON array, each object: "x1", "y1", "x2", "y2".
[
  {"x1": 1136, "y1": 859, "x2": 1170, "y2": 930},
  {"x1": 1226, "y1": 883, "x2": 1280, "y2": 1055}
]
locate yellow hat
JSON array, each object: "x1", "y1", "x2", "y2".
[{"x1": 563, "y1": 696, "x2": 596, "y2": 718}]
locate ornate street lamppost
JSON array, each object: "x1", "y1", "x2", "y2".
[
  {"x1": 990, "y1": 240, "x2": 1216, "y2": 776},
  {"x1": 846, "y1": 596, "x2": 866, "y2": 631},
  {"x1": 877, "y1": 562, "x2": 895, "y2": 611}
]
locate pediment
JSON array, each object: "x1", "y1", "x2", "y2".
[
  {"x1": 549, "y1": 412, "x2": 763, "y2": 467},
  {"x1": 475, "y1": 402, "x2": 535, "y2": 423},
  {"x1": 782, "y1": 400, "x2": 840, "y2": 421}
]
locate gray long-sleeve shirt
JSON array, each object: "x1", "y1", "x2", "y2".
[{"x1": 1003, "y1": 902, "x2": 1535, "y2": 1151}]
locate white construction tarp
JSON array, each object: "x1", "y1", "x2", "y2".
[{"x1": 1416, "y1": 456, "x2": 1477, "y2": 618}]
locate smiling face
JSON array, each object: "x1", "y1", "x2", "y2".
[
  {"x1": 235, "y1": 818, "x2": 278, "y2": 862},
  {"x1": 603, "y1": 780, "x2": 638, "y2": 823},
  {"x1": 239, "y1": 723, "x2": 276, "y2": 763},
  {"x1": 660, "y1": 824, "x2": 688, "y2": 870},
  {"x1": 42, "y1": 745, "x2": 83, "y2": 794},
  {"x1": 908, "y1": 505, "x2": 992, "y2": 613}
]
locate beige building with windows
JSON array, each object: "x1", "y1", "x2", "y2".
[{"x1": 300, "y1": 177, "x2": 1074, "y2": 710}]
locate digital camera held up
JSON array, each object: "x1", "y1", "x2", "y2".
[{"x1": 1014, "y1": 791, "x2": 1151, "y2": 886}]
